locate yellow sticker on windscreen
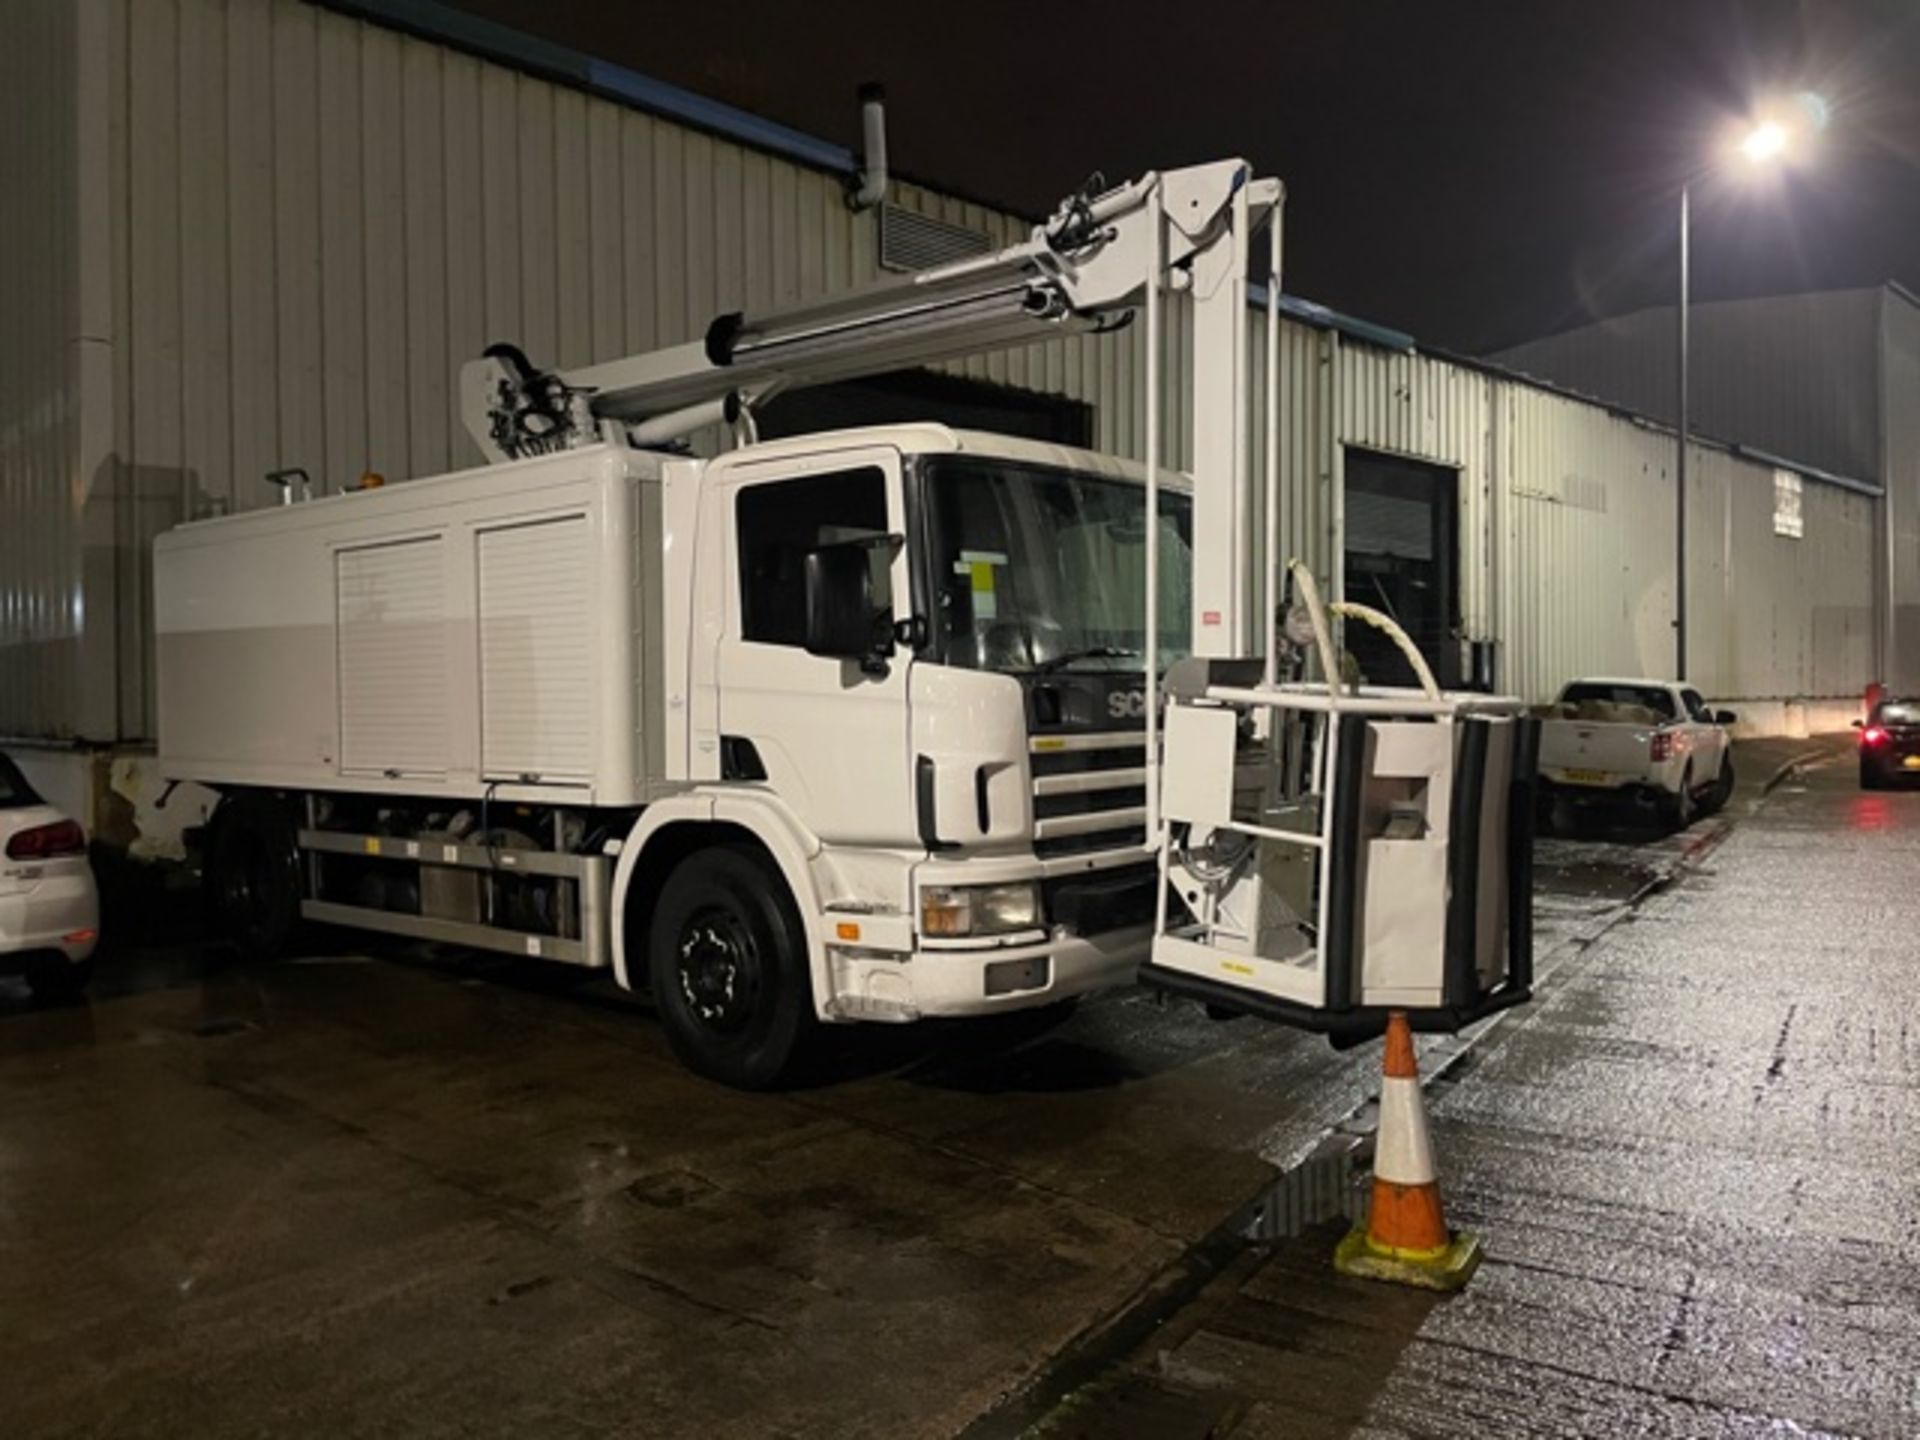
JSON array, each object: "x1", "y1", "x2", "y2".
[{"x1": 958, "y1": 550, "x2": 1003, "y2": 620}]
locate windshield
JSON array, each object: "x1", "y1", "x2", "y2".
[
  {"x1": 1875, "y1": 701, "x2": 1920, "y2": 725},
  {"x1": 926, "y1": 459, "x2": 1192, "y2": 673}
]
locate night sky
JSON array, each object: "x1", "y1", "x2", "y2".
[{"x1": 450, "y1": 1, "x2": 1920, "y2": 355}]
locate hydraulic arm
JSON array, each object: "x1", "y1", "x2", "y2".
[{"x1": 461, "y1": 160, "x2": 1282, "y2": 660}]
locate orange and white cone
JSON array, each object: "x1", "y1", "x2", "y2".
[{"x1": 1333, "y1": 1011, "x2": 1483, "y2": 1291}]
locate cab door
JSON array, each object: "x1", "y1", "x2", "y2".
[{"x1": 714, "y1": 447, "x2": 917, "y2": 847}]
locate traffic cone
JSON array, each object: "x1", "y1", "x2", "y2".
[{"x1": 1333, "y1": 1010, "x2": 1482, "y2": 1292}]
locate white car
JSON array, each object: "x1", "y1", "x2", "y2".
[
  {"x1": 0, "y1": 752, "x2": 99, "y2": 1001},
  {"x1": 1536, "y1": 678, "x2": 1737, "y2": 831}
]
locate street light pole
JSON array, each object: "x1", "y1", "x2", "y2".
[{"x1": 1675, "y1": 183, "x2": 1689, "y2": 681}]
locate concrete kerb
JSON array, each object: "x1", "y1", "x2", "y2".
[{"x1": 1760, "y1": 745, "x2": 1839, "y2": 796}]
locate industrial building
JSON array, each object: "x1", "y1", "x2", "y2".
[
  {"x1": 1496, "y1": 283, "x2": 1920, "y2": 688},
  {"x1": 0, "y1": 0, "x2": 1891, "y2": 852}
]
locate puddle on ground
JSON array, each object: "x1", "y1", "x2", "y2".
[{"x1": 1240, "y1": 1135, "x2": 1366, "y2": 1240}]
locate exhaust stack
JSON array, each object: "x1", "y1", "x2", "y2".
[{"x1": 849, "y1": 82, "x2": 888, "y2": 210}]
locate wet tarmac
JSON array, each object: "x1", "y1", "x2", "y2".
[
  {"x1": 1040, "y1": 745, "x2": 1918, "y2": 1438},
  {"x1": 0, "y1": 737, "x2": 1864, "y2": 1437}
]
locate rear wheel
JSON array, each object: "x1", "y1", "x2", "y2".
[
  {"x1": 205, "y1": 794, "x2": 304, "y2": 961},
  {"x1": 26, "y1": 956, "x2": 92, "y2": 1005},
  {"x1": 1703, "y1": 755, "x2": 1735, "y2": 814},
  {"x1": 1663, "y1": 767, "x2": 1696, "y2": 832},
  {"x1": 647, "y1": 845, "x2": 815, "y2": 1089},
  {"x1": 1860, "y1": 760, "x2": 1885, "y2": 790}
]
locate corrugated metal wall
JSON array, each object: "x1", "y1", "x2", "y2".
[
  {"x1": 1493, "y1": 290, "x2": 1884, "y2": 482},
  {"x1": 93, "y1": 0, "x2": 1154, "y2": 738},
  {"x1": 0, "y1": 1, "x2": 85, "y2": 740},
  {"x1": 1498, "y1": 384, "x2": 1875, "y2": 701},
  {"x1": 0, "y1": 0, "x2": 1886, "y2": 744},
  {"x1": 1882, "y1": 292, "x2": 1920, "y2": 690}
]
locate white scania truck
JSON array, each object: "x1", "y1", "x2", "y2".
[{"x1": 156, "y1": 160, "x2": 1537, "y2": 1087}]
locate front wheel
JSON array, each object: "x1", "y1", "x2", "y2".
[{"x1": 647, "y1": 846, "x2": 816, "y2": 1089}]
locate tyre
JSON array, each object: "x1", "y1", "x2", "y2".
[
  {"x1": 647, "y1": 845, "x2": 816, "y2": 1089},
  {"x1": 1662, "y1": 767, "x2": 1696, "y2": 832},
  {"x1": 1703, "y1": 755, "x2": 1735, "y2": 814},
  {"x1": 26, "y1": 956, "x2": 93, "y2": 1005},
  {"x1": 205, "y1": 793, "x2": 304, "y2": 961},
  {"x1": 1860, "y1": 761, "x2": 1885, "y2": 791}
]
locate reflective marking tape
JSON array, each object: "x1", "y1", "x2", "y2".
[{"x1": 1375, "y1": 1074, "x2": 1436, "y2": 1185}]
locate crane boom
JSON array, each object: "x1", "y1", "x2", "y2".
[{"x1": 461, "y1": 158, "x2": 1280, "y2": 659}]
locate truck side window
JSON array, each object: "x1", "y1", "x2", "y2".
[
  {"x1": 1682, "y1": 688, "x2": 1708, "y2": 721},
  {"x1": 737, "y1": 467, "x2": 890, "y2": 647}
]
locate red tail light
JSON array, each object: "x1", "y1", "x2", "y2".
[
  {"x1": 1862, "y1": 725, "x2": 1889, "y2": 747},
  {"x1": 1649, "y1": 732, "x2": 1674, "y2": 762},
  {"x1": 6, "y1": 819, "x2": 87, "y2": 860}
]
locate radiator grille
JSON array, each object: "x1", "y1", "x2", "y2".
[{"x1": 1029, "y1": 734, "x2": 1149, "y2": 857}]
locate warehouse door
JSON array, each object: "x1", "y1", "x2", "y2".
[{"x1": 1342, "y1": 450, "x2": 1460, "y2": 689}]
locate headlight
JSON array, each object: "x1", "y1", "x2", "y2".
[{"x1": 920, "y1": 881, "x2": 1042, "y2": 938}]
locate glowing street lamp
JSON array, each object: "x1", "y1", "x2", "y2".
[{"x1": 1738, "y1": 120, "x2": 1789, "y2": 164}]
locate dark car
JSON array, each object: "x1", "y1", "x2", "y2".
[{"x1": 1858, "y1": 699, "x2": 1920, "y2": 788}]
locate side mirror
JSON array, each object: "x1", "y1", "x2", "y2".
[
  {"x1": 1714, "y1": 709, "x2": 1737, "y2": 726},
  {"x1": 1852, "y1": 718, "x2": 1866, "y2": 730},
  {"x1": 804, "y1": 538, "x2": 894, "y2": 673}
]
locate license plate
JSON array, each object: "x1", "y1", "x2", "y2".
[
  {"x1": 1904, "y1": 755, "x2": 1920, "y2": 771},
  {"x1": 1561, "y1": 768, "x2": 1612, "y2": 786}
]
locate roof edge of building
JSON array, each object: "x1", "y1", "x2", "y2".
[{"x1": 313, "y1": 0, "x2": 1881, "y2": 502}]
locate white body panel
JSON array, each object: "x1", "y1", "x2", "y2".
[
  {"x1": 0, "y1": 802, "x2": 99, "y2": 966},
  {"x1": 154, "y1": 445, "x2": 662, "y2": 807},
  {"x1": 1538, "y1": 678, "x2": 1731, "y2": 796}
]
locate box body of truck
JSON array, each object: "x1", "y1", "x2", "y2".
[{"x1": 156, "y1": 445, "x2": 667, "y2": 810}]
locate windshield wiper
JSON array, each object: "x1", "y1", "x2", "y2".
[{"x1": 1033, "y1": 645, "x2": 1140, "y2": 674}]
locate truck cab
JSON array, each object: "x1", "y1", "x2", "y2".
[{"x1": 635, "y1": 423, "x2": 1189, "y2": 1064}]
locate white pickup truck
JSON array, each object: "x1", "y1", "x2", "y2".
[{"x1": 1536, "y1": 678, "x2": 1737, "y2": 831}]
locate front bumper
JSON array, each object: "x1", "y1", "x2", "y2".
[
  {"x1": 0, "y1": 864, "x2": 100, "y2": 970},
  {"x1": 820, "y1": 923, "x2": 1149, "y2": 1023}
]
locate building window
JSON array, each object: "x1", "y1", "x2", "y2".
[
  {"x1": 736, "y1": 467, "x2": 890, "y2": 646},
  {"x1": 1773, "y1": 469, "x2": 1804, "y2": 539}
]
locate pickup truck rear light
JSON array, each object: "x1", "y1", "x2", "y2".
[
  {"x1": 1649, "y1": 732, "x2": 1675, "y2": 763},
  {"x1": 6, "y1": 818, "x2": 87, "y2": 860},
  {"x1": 1862, "y1": 725, "x2": 1888, "y2": 747}
]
